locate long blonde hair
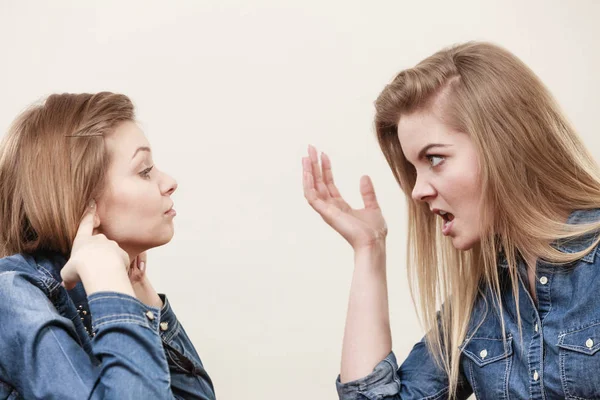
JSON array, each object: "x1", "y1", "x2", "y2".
[
  {"x1": 375, "y1": 42, "x2": 600, "y2": 396},
  {"x1": 0, "y1": 92, "x2": 134, "y2": 257}
]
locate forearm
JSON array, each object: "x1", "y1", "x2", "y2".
[{"x1": 340, "y1": 240, "x2": 392, "y2": 383}]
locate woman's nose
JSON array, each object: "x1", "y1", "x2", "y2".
[
  {"x1": 161, "y1": 173, "x2": 178, "y2": 196},
  {"x1": 411, "y1": 177, "x2": 436, "y2": 202}
]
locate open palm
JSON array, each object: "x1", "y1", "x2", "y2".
[{"x1": 302, "y1": 145, "x2": 387, "y2": 250}]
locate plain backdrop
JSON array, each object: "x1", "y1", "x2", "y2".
[{"x1": 1, "y1": 1, "x2": 599, "y2": 399}]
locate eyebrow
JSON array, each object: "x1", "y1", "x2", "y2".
[{"x1": 131, "y1": 146, "x2": 151, "y2": 160}]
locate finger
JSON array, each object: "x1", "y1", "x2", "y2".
[
  {"x1": 304, "y1": 161, "x2": 325, "y2": 205},
  {"x1": 302, "y1": 157, "x2": 313, "y2": 194},
  {"x1": 138, "y1": 251, "x2": 147, "y2": 273},
  {"x1": 321, "y1": 152, "x2": 351, "y2": 211},
  {"x1": 305, "y1": 189, "x2": 338, "y2": 224},
  {"x1": 129, "y1": 256, "x2": 138, "y2": 277},
  {"x1": 304, "y1": 170, "x2": 348, "y2": 222},
  {"x1": 138, "y1": 251, "x2": 147, "y2": 265},
  {"x1": 304, "y1": 157, "x2": 352, "y2": 216},
  {"x1": 61, "y1": 281, "x2": 77, "y2": 290},
  {"x1": 303, "y1": 157, "x2": 320, "y2": 201},
  {"x1": 75, "y1": 200, "x2": 97, "y2": 238},
  {"x1": 360, "y1": 175, "x2": 380, "y2": 210},
  {"x1": 308, "y1": 145, "x2": 329, "y2": 199}
]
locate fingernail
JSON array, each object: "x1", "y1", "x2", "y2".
[
  {"x1": 89, "y1": 199, "x2": 96, "y2": 209},
  {"x1": 140, "y1": 261, "x2": 145, "y2": 272}
]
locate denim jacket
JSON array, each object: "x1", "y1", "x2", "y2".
[
  {"x1": 337, "y1": 208, "x2": 600, "y2": 400},
  {"x1": 0, "y1": 251, "x2": 215, "y2": 400}
]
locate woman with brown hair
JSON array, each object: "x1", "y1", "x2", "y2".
[
  {"x1": 0, "y1": 93, "x2": 215, "y2": 399},
  {"x1": 303, "y1": 42, "x2": 600, "y2": 399}
]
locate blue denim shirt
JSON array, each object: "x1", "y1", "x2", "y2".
[
  {"x1": 337, "y1": 208, "x2": 600, "y2": 399},
  {"x1": 0, "y1": 251, "x2": 215, "y2": 399}
]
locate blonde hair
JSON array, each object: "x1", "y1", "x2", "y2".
[
  {"x1": 375, "y1": 42, "x2": 600, "y2": 396},
  {"x1": 0, "y1": 92, "x2": 134, "y2": 257}
]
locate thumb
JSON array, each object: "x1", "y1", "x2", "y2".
[{"x1": 360, "y1": 175, "x2": 380, "y2": 210}]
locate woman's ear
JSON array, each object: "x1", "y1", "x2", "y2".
[{"x1": 92, "y1": 202, "x2": 101, "y2": 234}]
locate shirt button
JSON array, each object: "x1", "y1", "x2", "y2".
[
  {"x1": 587, "y1": 338, "x2": 594, "y2": 348},
  {"x1": 160, "y1": 322, "x2": 169, "y2": 331},
  {"x1": 479, "y1": 349, "x2": 488, "y2": 359},
  {"x1": 539, "y1": 276, "x2": 548, "y2": 285},
  {"x1": 533, "y1": 370, "x2": 539, "y2": 381},
  {"x1": 534, "y1": 323, "x2": 539, "y2": 332},
  {"x1": 145, "y1": 311, "x2": 155, "y2": 321}
]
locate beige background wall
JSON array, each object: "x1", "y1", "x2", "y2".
[{"x1": 1, "y1": 1, "x2": 599, "y2": 398}]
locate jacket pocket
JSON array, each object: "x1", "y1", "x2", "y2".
[
  {"x1": 558, "y1": 321, "x2": 600, "y2": 399},
  {"x1": 461, "y1": 336, "x2": 513, "y2": 399}
]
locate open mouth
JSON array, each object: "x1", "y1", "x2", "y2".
[
  {"x1": 439, "y1": 211, "x2": 455, "y2": 223},
  {"x1": 435, "y1": 210, "x2": 455, "y2": 235}
]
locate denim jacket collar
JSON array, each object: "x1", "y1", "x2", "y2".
[
  {"x1": 26, "y1": 250, "x2": 91, "y2": 325},
  {"x1": 497, "y1": 208, "x2": 600, "y2": 268}
]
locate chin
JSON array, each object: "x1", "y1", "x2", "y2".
[
  {"x1": 130, "y1": 232, "x2": 174, "y2": 252},
  {"x1": 451, "y1": 235, "x2": 478, "y2": 251},
  {"x1": 153, "y1": 233, "x2": 175, "y2": 248}
]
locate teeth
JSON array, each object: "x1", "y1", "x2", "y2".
[{"x1": 439, "y1": 211, "x2": 447, "y2": 215}]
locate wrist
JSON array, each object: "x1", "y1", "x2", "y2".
[
  {"x1": 80, "y1": 267, "x2": 135, "y2": 297},
  {"x1": 132, "y1": 276, "x2": 164, "y2": 309},
  {"x1": 353, "y1": 239, "x2": 387, "y2": 273},
  {"x1": 354, "y1": 239, "x2": 386, "y2": 256}
]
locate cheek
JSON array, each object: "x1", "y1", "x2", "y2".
[
  {"x1": 449, "y1": 157, "x2": 481, "y2": 202},
  {"x1": 105, "y1": 191, "x2": 138, "y2": 214},
  {"x1": 100, "y1": 185, "x2": 154, "y2": 222},
  {"x1": 439, "y1": 172, "x2": 479, "y2": 203}
]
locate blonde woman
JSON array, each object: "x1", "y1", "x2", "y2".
[
  {"x1": 303, "y1": 42, "x2": 600, "y2": 399},
  {"x1": 0, "y1": 93, "x2": 215, "y2": 399}
]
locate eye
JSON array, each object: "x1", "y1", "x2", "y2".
[
  {"x1": 426, "y1": 155, "x2": 445, "y2": 168},
  {"x1": 139, "y1": 165, "x2": 154, "y2": 179}
]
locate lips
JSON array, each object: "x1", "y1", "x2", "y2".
[{"x1": 432, "y1": 208, "x2": 455, "y2": 235}]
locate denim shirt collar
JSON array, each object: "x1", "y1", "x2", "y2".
[
  {"x1": 497, "y1": 208, "x2": 600, "y2": 268},
  {"x1": 31, "y1": 250, "x2": 68, "y2": 283},
  {"x1": 31, "y1": 250, "x2": 91, "y2": 316}
]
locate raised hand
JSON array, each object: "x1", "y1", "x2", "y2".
[
  {"x1": 302, "y1": 145, "x2": 387, "y2": 251},
  {"x1": 61, "y1": 200, "x2": 133, "y2": 296}
]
